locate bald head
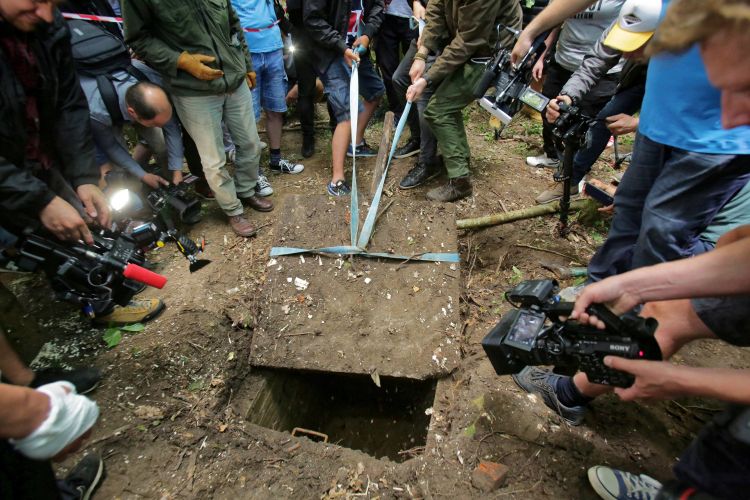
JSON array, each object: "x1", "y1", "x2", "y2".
[{"x1": 125, "y1": 81, "x2": 172, "y2": 127}]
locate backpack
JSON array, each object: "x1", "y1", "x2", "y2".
[{"x1": 67, "y1": 19, "x2": 148, "y2": 126}]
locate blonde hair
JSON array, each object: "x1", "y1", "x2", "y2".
[{"x1": 647, "y1": 0, "x2": 750, "y2": 56}]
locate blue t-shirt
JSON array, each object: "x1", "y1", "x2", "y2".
[
  {"x1": 231, "y1": 0, "x2": 283, "y2": 54},
  {"x1": 638, "y1": 0, "x2": 750, "y2": 154}
]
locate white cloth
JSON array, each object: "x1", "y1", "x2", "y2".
[{"x1": 9, "y1": 382, "x2": 99, "y2": 460}]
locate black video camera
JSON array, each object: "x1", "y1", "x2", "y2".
[
  {"x1": 473, "y1": 25, "x2": 552, "y2": 126},
  {"x1": 482, "y1": 279, "x2": 662, "y2": 388},
  {"x1": 12, "y1": 229, "x2": 167, "y2": 310}
]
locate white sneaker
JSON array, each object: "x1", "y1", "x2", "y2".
[
  {"x1": 559, "y1": 283, "x2": 585, "y2": 302},
  {"x1": 269, "y1": 158, "x2": 304, "y2": 174},
  {"x1": 526, "y1": 153, "x2": 560, "y2": 168},
  {"x1": 256, "y1": 168, "x2": 273, "y2": 197},
  {"x1": 588, "y1": 466, "x2": 662, "y2": 500},
  {"x1": 260, "y1": 141, "x2": 268, "y2": 150}
]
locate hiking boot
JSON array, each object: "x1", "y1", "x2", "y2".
[
  {"x1": 328, "y1": 179, "x2": 352, "y2": 197},
  {"x1": 347, "y1": 141, "x2": 378, "y2": 157},
  {"x1": 60, "y1": 454, "x2": 105, "y2": 500},
  {"x1": 588, "y1": 466, "x2": 662, "y2": 500},
  {"x1": 31, "y1": 368, "x2": 102, "y2": 395},
  {"x1": 399, "y1": 162, "x2": 440, "y2": 190},
  {"x1": 301, "y1": 135, "x2": 316, "y2": 158},
  {"x1": 93, "y1": 299, "x2": 165, "y2": 327},
  {"x1": 526, "y1": 153, "x2": 560, "y2": 168},
  {"x1": 536, "y1": 181, "x2": 580, "y2": 204},
  {"x1": 239, "y1": 193, "x2": 274, "y2": 212},
  {"x1": 256, "y1": 168, "x2": 273, "y2": 196},
  {"x1": 394, "y1": 138, "x2": 420, "y2": 159},
  {"x1": 426, "y1": 174, "x2": 472, "y2": 202},
  {"x1": 269, "y1": 158, "x2": 304, "y2": 174},
  {"x1": 227, "y1": 214, "x2": 257, "y2": 237},
  {"x1": 512, "y1": 367, "x2": 586, "y2": 425},
  {"x1": 193, "y1": 178, "x2": 215, "y2": 200}
]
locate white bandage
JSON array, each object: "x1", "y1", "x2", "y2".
[{"x1": 9, "y1": 381, "x2": 99, "y2": 460}]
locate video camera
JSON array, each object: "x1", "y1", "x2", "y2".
[
  {"x1": 482, "y1": 279, "x2": 662, "y2": 388},
  {"x1": 473, "y1": 25, "x2": 552, "y2": 126},
  {"x1": 11, "y1": 228, "x2": 167, "y2": 310}
]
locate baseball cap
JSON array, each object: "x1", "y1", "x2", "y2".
[{"x1": 604, "y1": 0, "x2": 663, "y2": 52}]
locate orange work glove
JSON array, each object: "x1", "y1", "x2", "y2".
[
  {"x1": 246, "y1": 71, "x2": 257, "y2": 90},
  {"x1": 177, "y1": 52, "x2": 224, "y2": 81}
]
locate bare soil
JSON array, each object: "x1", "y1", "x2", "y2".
[{"x1": 2, "y1": 103, "x2": 749, "y2": 500}]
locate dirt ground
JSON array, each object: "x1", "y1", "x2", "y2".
[{"x1": 3, "y1": 103, "x2": 750, "y2": 500}]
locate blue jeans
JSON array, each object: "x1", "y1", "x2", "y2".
[
  {"x1": 250, "y1": 48, "x2": 289, "y2": 122},
  {"x1": 315, "y1": 55, "x2": 385, "y2": 123},
  {"x1": 587, "y1": 133, "x2": 750, "y2": 282},
  {"x1": 571, "y1": 83, "x2": 646, "y2": 185}
]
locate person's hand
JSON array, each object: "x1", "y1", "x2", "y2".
[
  {"x1": 413, "y1": 1, "x2": 426, "y2": 19},
  {"x1": 511, "y1": 30, "x2": 534, "y2": 67},
  {"x1": 286, "y1": 84, "x2": 299, "y2": 105},
  {"x1": 606, "y1": 114, "x2": 639, "y2": 136},
  {"x1": 344, "y1": 48, "x2": 360, "y2": 68},
  {"x1": 406, "y1": 78, "x2": 428, "y2": 103},
  {"x1": 40, "y1": 196, "x2": 94, "y2": 245},
  {"x1": 352, "y1": 34, "x2": 370, "y2": 52},
  {"x1": 532, "y1": 57, "x2": 545, "y2": 82},
  {"x1": 587, "y1": 178, "x2": 616, "y2": 212},
  {"x1": 603, "y1": 357, "x2": 687, "y2": 403},
  {"x1": 545, "y1": 95, "x2": 572, "y2": 123},
  {"x1": 171, "y1": 170, "x2": 184, "y2": 185},
  {"x1": 76, "y1": 184, "x2": 111, "y2": 229},
  {"x1": 177, "y1": 52, "x2": 224, "y2": 81},
  {"x1": 142, "y1": 173, "x2": 169, "y2": 189},
  {"x1": 569, "y1": 277, "x2": 641, "y2": 328},
  {"x1": 409, "y1": 58, "x2": 426, "y2": 83},
  {"x1": 246, "y1": 71, "x2": 257, "y2": 90}
]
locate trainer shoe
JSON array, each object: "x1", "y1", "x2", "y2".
[
  {"x1": 346, "y1": 141, "x2": 378, "y2": 157},
  {"x1": 394, "y1": 138, "x2": 421, "y2": 159},
  {"x1": 609, "y1": 152, "x2": 632, "y2": 164},
  {"x1": 93, "y1": 298, "x2": 165, "y2": 327},
  {"x1": 613, "y1": 171, "x2": 625, "y2": 184},
  {"x1": 60, "y1": 454, "x2": 105, "y2": 500},
  {"x1": 588, "y1": 466, "x2": 662, "y2": 500},
  {"x1": 512, "y1": 367, "x2": 586, "y2": 425},
  {"x1": 260, "y1": 140, "x2": 268, "y2": 150},
  {"x1": 426, "y1": 174, "x2": 473, "y2": 202},
  {"x1": 269, "y1": 159, "x2": 304, "y2": 174},
  {"x1": 256, "y1": 168, "x2": 274, "y2": 196},
  {"x1": 226, "y1": 148, "x2": 236, "y2": 164},
  {"x1": 328, "y1": 179, "x2": 352, "y2": 197},
  {"x1": 536, "y1": 181, "x2": 580, "y2": 204},
  {"x1": 301, "y1": 135, "x2": 316, "y2": 158},
  {"x1": 193, "y1": 178, "x2": 215, "y2": 200},
  {"x1": 526, "y1": 154, "x2": 560, "y2": 169},
  {"x1": 399, "y1": 162, "x2": 440, "y2": 190},
  {"x1": 31, "y1": 368, "x2": 102, "y2": 395}
]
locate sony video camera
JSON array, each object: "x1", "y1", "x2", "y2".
[
  {"x1": 482, "y1": 279, "x2": 662, "y2": 388},
  {"x1": 473, "y1": 25, "x2": 552, "y2": 126},
  {"x1": 12, "y1": 229, "x2": 167, "y2": 310}
]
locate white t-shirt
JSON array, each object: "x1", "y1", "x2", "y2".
[{"x1": 555, "y1": 0, "x2": 626, "y2": 73}]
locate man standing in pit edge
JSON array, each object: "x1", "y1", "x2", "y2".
[
  {"x1": 405, "y1": 0, "x2": 522, "y2": 202},
  {"x1": 123, "y1": 0, "x2": 274, "y2": 238}
]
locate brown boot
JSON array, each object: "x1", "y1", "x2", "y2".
[
  {"x1": 426, "y1": 174, "x2": 473, "y2": 202},
  {"x1": 239, "y1": 193, "x2": 274, "y2": 212},
  {"x1": 227, "y1": 214, "x2": 257, "y2": 237}
]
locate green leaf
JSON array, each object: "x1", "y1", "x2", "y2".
[
  {"x1": 137, "y1": 425, "x2": 146, "y2": 431},
  {"x1": 153, "y1": 420, "x2": 161, "y2": 426},
  {"x1": 188, "y1": 381, "x2": 204, "y2": 391},
  {"x1": 590, "y1": 232, "x2": 604, "y2": 244},
  {"x1": 525, "y1": 0, "x2": 535, "y2": 8},
  {"x1": 103, "y1": 328, "x2": 121, "y2": 348},
  {"x1": 464, "y1": 423, "x2": 476, "y2": 437},
  {"x1": 131, "y1": 347, "x2": 140, "y2": 356},
  {"x1": 573, "y1": 277, "x2": 586, "y2": 286},
  {"x1": 408, "y1": 241, "x2": 414, "y2": 245},
  {"x1": 121, "y1": 323, "x2": 144, "y2": 332},
  {"x1": 512, "y1": 266, "x2": 522, "y2": 277},
  {"x1": 494, "y1": 308, "x2": 500, "y2": 314}
]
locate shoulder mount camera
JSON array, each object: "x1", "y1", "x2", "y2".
[{"x1": 482, "y1": 279, "x2": 662, "y2": 388}]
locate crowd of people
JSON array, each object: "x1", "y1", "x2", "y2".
[{"x1": 0, "y1": 0, "x2": 749, "y2": 498}]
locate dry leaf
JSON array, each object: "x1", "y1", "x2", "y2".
[
  {"x1": 413, "y1": 286, "x2": 419, "y2": 293},
  {"x1": 219, "y1": 424, "x2": 228, "y2": 432}
]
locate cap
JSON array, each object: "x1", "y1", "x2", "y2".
[{"x1": 604, "y1": 0, "x2": 663, "y2": 52}]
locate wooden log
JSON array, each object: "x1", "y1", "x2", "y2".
[
  {"x1": 456, "y1": 199, "x2": 586, "y2": 229},
  {"x1": 370, "y1": 111, "x2": 395, "y2": 197}
]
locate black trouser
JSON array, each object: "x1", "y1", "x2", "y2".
[
  {"x1": 541, "y1": 59, "x2": 619, "y2": 159},
  {"x1": 293, "y1": 44, "x2": 319, "y2": 139},
  {"x1": 374, "y1": 15, "x2": 416, "y2": 114},
  {"x1": 0, "y1": 440, "x2": 60, "y2": 500}
]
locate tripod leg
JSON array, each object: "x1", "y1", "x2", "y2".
[{"x1": 558, "y1": 140, "x2": 577, "y2": 235}]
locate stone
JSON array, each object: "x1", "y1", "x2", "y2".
[{"x1": 471, "y1": 461, "x2": 509, "y2": 493}]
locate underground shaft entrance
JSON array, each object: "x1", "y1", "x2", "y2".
[{"x1": 246, "y1": 369, "x2": 436, "y2": 462}]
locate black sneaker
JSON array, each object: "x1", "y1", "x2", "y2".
[
  {"x1": 31, "y1": 368, "x2": 102, "y2": 395},
  {"x1": 328, "y1": 179, "x2": 351, "y2": 197},
  {"x1": 269, "y1": 159, "x2": 305, "y2": 174},
  {"x1": 394, "y1": 138, "x2": 421, "y2": 159},
  {"x1": 301, "y1": 135, "x2": 315, "y2": 158},
  {"x1": 512, "y1": 367, "x2": 586, "y2": 426},
  {"x1": 399, "y1": 162, "x2": 440, "y2": 190},
  {"x1": 61, "y1": 454, "x2": 105, "y2": 500}
]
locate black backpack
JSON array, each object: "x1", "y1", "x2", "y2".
[{"x1": 68, "y1": 19, "x2": 148, "y2": 125}]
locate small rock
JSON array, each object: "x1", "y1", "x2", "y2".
[{"x1": 471, "y1": 462, "x2": 509, "y2": 493}]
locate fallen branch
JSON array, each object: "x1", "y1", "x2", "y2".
[
  {"x1": 456, "y1": 199, "x2": 586, "y2": 229},
  {"x1": 283, "y1": 331, "x2": 321, "y2": 337},
  {"x1": 514, "y1": 244, "x2": 585, "y2": 265},
  {"x1": 395, "y1": 252, "x2": 428, "y2": 270}
]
